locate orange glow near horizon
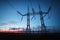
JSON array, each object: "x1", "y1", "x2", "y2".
[{"x1": 0, "y1": 29, "x2": 25, "y2": 33}]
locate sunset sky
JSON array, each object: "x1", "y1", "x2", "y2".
[{"x1": 0, "y1": 0, "x2": 60, "y2": 32}]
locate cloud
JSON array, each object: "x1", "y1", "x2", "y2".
[
  {"x1": 0, "y1": 23, "x2": 8, "y2": 26},
  {"x1": 0, "y1": 21, "x2": 19, "y2": 29},
  {"x1": 0, "y1": 21, "x2": 18, "y2": 26},
  {"x1": 8, "y1": 21, "x2": 18, "y2": 24},
  {"x1": 0, "y1": 21, "x2": 26, "y2": 30}
]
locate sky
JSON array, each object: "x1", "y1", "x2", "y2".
[{"x1": 0, "y1": 0, "x2": 60, "y2": 32}]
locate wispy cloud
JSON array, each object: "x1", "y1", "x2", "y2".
[
  {"x1": 7, "y1": 21, "x2": 18, "y2": 24},
  {"x1": 0, "y1": 21, "x2": 27, "y2": 30},
  {"x1": 0, "y1": 21, "x2": 18, "y2": 26},
  {"x1": 0, "y1": 21, "x2": 25, "y2": 30},
  {"x1": 0, "y1": 23, "x2": 8, "y2": 26}
]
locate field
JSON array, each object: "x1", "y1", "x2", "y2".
[{"x1": 0, "y1": 29, "x2": 59, "y2": 39}]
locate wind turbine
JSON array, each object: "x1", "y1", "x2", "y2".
[
  {"x1": 31, "y1": 0, "x2": 55, "y2": 32},
  {"x1": 17, "y1": 5, "x2": 31, "y2": 33}
]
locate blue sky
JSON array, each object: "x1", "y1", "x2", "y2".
[{"x1": 0, "y1": 0, "x2": 60, "y2": 31}]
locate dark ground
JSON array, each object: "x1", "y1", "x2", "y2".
[{"x1": 0, "y1": 32, "x2": 60, "y2": 40}]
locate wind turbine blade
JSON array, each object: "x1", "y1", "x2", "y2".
[
  {"x1": 43, "y1": 6, "x2": 52, "y2": 16},
  {"x1": 46, "y1": 0, "x2": 55, "y2": 14},
  {"x1": 31, "y1": 16, "x2": 36, "y2": 21},
  {"x1": 43, "y1": 0, "x2": 55, "y2": 18},
  {"x1": 38, "y1": 0, "x2": 42, "y2": 12},
  {"x1": 17, "y1": 11, "x2": 23, "y2": 16},
  {"x1": 43, "y1": 6, "x2": 51, "y2": 18},
  {"x1": 31, "y1": 16, "x2": 34, "y2": 20},
  {"x1": 30, "y1": 0, "x2": 36, "y2": 21},
  {"x1": 21, "y1": 16, "x2": 23, "y2": 22},
  {"x1": 17, "y1": 11, "x2": 24, "y2": 22},
  {"x1": 31, "y1": 8, "x2": 36, "y2": 20},
  {"x1": 47, "y1": 6, "x2": 52, "y2": 14}
]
